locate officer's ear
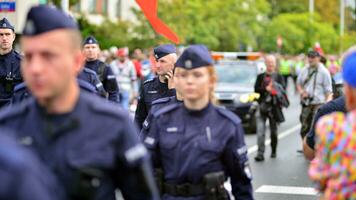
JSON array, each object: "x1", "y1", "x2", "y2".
[
  {"x1": 11, "y1": 30, "x2": 15, "y2": 41},
  {"x1": 73, "y1": 50, "x2": 85, "y2": 75}
]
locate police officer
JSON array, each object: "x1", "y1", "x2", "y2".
[
  {"x1": 0, "y1": 5, "x2": 158, "y2": 200},
  {"x1": 0, "y1": 18, "x2": 22, "y2": 108},
  {"x1": 140, "y1": 65, "x2": 184, "y2": 137},
  {"x1": 0, "y1": 132, "x2": 64, "y2": 200},
  {"x1": 135, "y1": 44, "x2": 177, "y2": 129},
  {"x1": 82, "y1": 35, "x2": 119, "y2": 103},
  {"x1": 78, "y1": 67, "x2": 107, "y2": 97},
  {"x1": 142, "y1": 45, "x2": 253, "y2": 199}
]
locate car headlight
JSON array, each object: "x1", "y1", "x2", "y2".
[
  {"x1": 239, "y1": 94, "x2": 250, "y2": 103},
  {"x1": 239, "y1": 93, "x2": 260, "y2": 103}
]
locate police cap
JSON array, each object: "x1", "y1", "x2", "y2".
[
  {"x1": 154, "y1": 44, "x2": 176, "y2": 60},
  {"x1": 175, "y1": 44, "x2": 213, "y2": 69},
  {"x1": 0, "y1": 18, "x2": 14, "y2": 31},
  {"x1": 22, "y1": 5, "x2": 78, "y2": 36},
  {"x1": 83, "y1": 35, "x2": 98, "y2": 45}
]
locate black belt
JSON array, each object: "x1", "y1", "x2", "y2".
[{"x1": 163, "y1": 182, "x2": 205, "y2": 197}]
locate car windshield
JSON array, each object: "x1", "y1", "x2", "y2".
[{"x1": 215, "y1": 61, "x2": 257, "y2": 86}]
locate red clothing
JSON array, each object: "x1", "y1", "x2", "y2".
[{"x1": 132, "y1": 60, "x2": 143, "y2": 80}]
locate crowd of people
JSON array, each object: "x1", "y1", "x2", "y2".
[{"x1": 0, "y1": 4, "x2": 355, "y2": 200}]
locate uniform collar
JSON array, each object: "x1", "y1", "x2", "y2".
[
  {"x1": 183, "y1": 102, "x2": 212, "y2": 117},
  {"x1": 0, "y1": 49, "x2": 14, "y2": 58}
]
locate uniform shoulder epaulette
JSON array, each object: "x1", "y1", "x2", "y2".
[
  {"x1": 13, "y1": 82, "x2": 27, "y2": 92},
  {"x1": 78, "y1": 79, "x2": 96, "y2": 93},
  {"x1": 143, "y1": 78, "x2": 155, "y2": 85},
  {"x1": 13, "y1": 50, "x2": 22, "y2": 60},
  {"x1": 83, "y1": 67, "x2": 97, "y2": 75},
  {"x1": 84, "y1": 92, "x2": 124, "y2": 118},
  {"x1": 0, "y1": 98, "x2": 32, "y2": 121},
  {"x1": 216, "y1": 107, "x2": 241, "y2": 126},
  {"x1": 153, "y1": 103, "x2": 180, "y2": 118},
  {"x1": 151, "y1": 97, "x2": 171, "y2": 106}
]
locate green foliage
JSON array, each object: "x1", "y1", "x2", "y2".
[
  {"x1": 342, "y1": 31, "x2": 356, "y2": 51},
  {"x1": 77, "y1": 16, "x2": 130, "y2": 49},
  {"x1": 74, "y1": 0, "x2": 351, "y2": 54},
  {"x1": 260, "y1": 13, "x2": 339, "y2": 54}
]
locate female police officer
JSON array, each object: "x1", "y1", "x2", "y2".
[{"x1": 142, "y1": 45, "x2": 253, "y2": 200}]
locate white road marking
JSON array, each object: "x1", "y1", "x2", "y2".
[
  {"x1": 255, "y1": 185, "x2": 318, "y2": 196},
  {"x1": 248, "y1": 124, "x2": 301, "y2": 155}
]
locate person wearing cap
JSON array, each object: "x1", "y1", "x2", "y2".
[
  {"x1": 140, "y1": 64, "x2": 184, "y2": 138},
  {"x1": 297, "y1": 50, "x2": 333, "y2": 141},
  {"x1": 110, "y1": 47, "x2": 138, "y2": 110},
  {"x1": 0, "y1": 5, "x2": 158, "y2": 200},
  {"x1": 83, "y1": 35, "x2": 119, "y2": 103},
  {"x1": 134, "y1": 44, "x2": 177, "y2": 130},
  {"x1": 142, "y1": 44, "x2": 253, "y2": 199},
  {"x1": 308, "y1": 46, "x2": 356, "y2": 199},
  {"x1": 0, "y1": 17, "x2": 22, "y2": 108},
  {"x1": 0, "y1": 132, "x2": 64, "y2": 200}
]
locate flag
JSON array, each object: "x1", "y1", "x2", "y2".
[{"x1": 136, "y1": 0, "x2": 180, "y2": 44}]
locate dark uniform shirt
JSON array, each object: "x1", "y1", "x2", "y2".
[
  {"x1": 0, "y1": 91, "x2": 157, "y2": 200},
  {"x1": 11, "y1": 79, "x2": 99, "y2": 104},
  {"x1": 142, "y1": 103, "x2": 253, "y2": 200},
  {"x1": 0, "y1": 50, "x2": 22, "y2": 108},
  {"x1": 135, "y1": 77, "x2": 175, "y2": 129},
  {"x1": 306, "y1": 96, "x2": 346, "y2": 149},
  {"x1": 140, "y1": 96, "x2": 182, "y2": 137},
  {"x1": 84, "y1": 60, "x2": 119, "y2": 103},
  {"x1": 78, "y1": 68, "x2": 107, "y2": 98},
  {"x1": 0, "y1": 133, "x2": 63, "y2": 200}
]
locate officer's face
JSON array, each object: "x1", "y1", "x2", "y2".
[
  {"x1": 21, "y1": 30, "x2": 83, "y2": 103},
  {"x1": 0, "y1": 29, "x2": 15, "y2": 50},
  {"x1": 156, "y1": 54, "x2": 174, "y2": 76},
  {"x1": 176, "y1": 67, "x2": 212, "y2": 102},
  {"x1": 83, "y1": 44, "x2": 99, "y2": 61}
]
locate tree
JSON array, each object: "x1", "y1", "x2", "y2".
[
  {"x1": 132, "y1": 0, "x2": 270, "y2": 51},
  {"x1": 261, "y1": 13, "x2": 339, "y2": 54}
]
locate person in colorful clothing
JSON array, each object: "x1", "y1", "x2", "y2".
[{"x1": 309, "y1": 46, "x2": 356, "y2": 199}]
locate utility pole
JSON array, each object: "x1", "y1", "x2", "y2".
[
  {"x1": 340, "y1": 0, "x2": 345, "y2": 52},
  {"x1": 61, "y1": 0, "x2": 69, "y2": 13},
  {"x1": 309, "y1": 0, "x2": 314, "y2": 14},
  {"x1": 340, "y1": 0, "x2": 345, "y2": 36},
  {"x1": 308, "y1": 0, "x2": 314, "y2": 48}
]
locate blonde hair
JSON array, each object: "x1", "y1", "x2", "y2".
[{"x1": 207, "y1": 66, "x2": 218, "y2": 105}]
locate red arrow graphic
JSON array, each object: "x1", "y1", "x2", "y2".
[{"x1": 136, "y1": 0, "x2": 180, "y2": 44}]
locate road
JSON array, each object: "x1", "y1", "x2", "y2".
[{"x1": 242, "y1": 85, "x2": 320, "y2": 200}]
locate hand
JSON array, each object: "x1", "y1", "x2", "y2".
[
  {"x1": 301, "y1": 91, "x2": 309, "y2": 99},
  {"x1": 266, "y1": 82, "x2": 273, "y2": 92},
  {"x1": 165, "y1": 70, "x2": 175, "y2": 89},
  {"x1": 164, "y1": 70, "x2": 173, "y2": 81}
]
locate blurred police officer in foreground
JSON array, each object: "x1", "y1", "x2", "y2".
[
  {"x1": 142, "y1": 45, "x2": 253, "y2": 199},
  {"x1": 0, "y1": 5, "x2": 158, "y2": 200},
  {"x1": 0, "y1": 132, "x2": 64, "y2": 200},
  {"x1": 0, "y1": 18, "x2": 22, "y2": 108},
  {"x1": 83, "y1": 35, "x2": 119, "y2": 103},
  {"x1": 135, "y1": 44, "x2": 177, "y2": 130}
]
